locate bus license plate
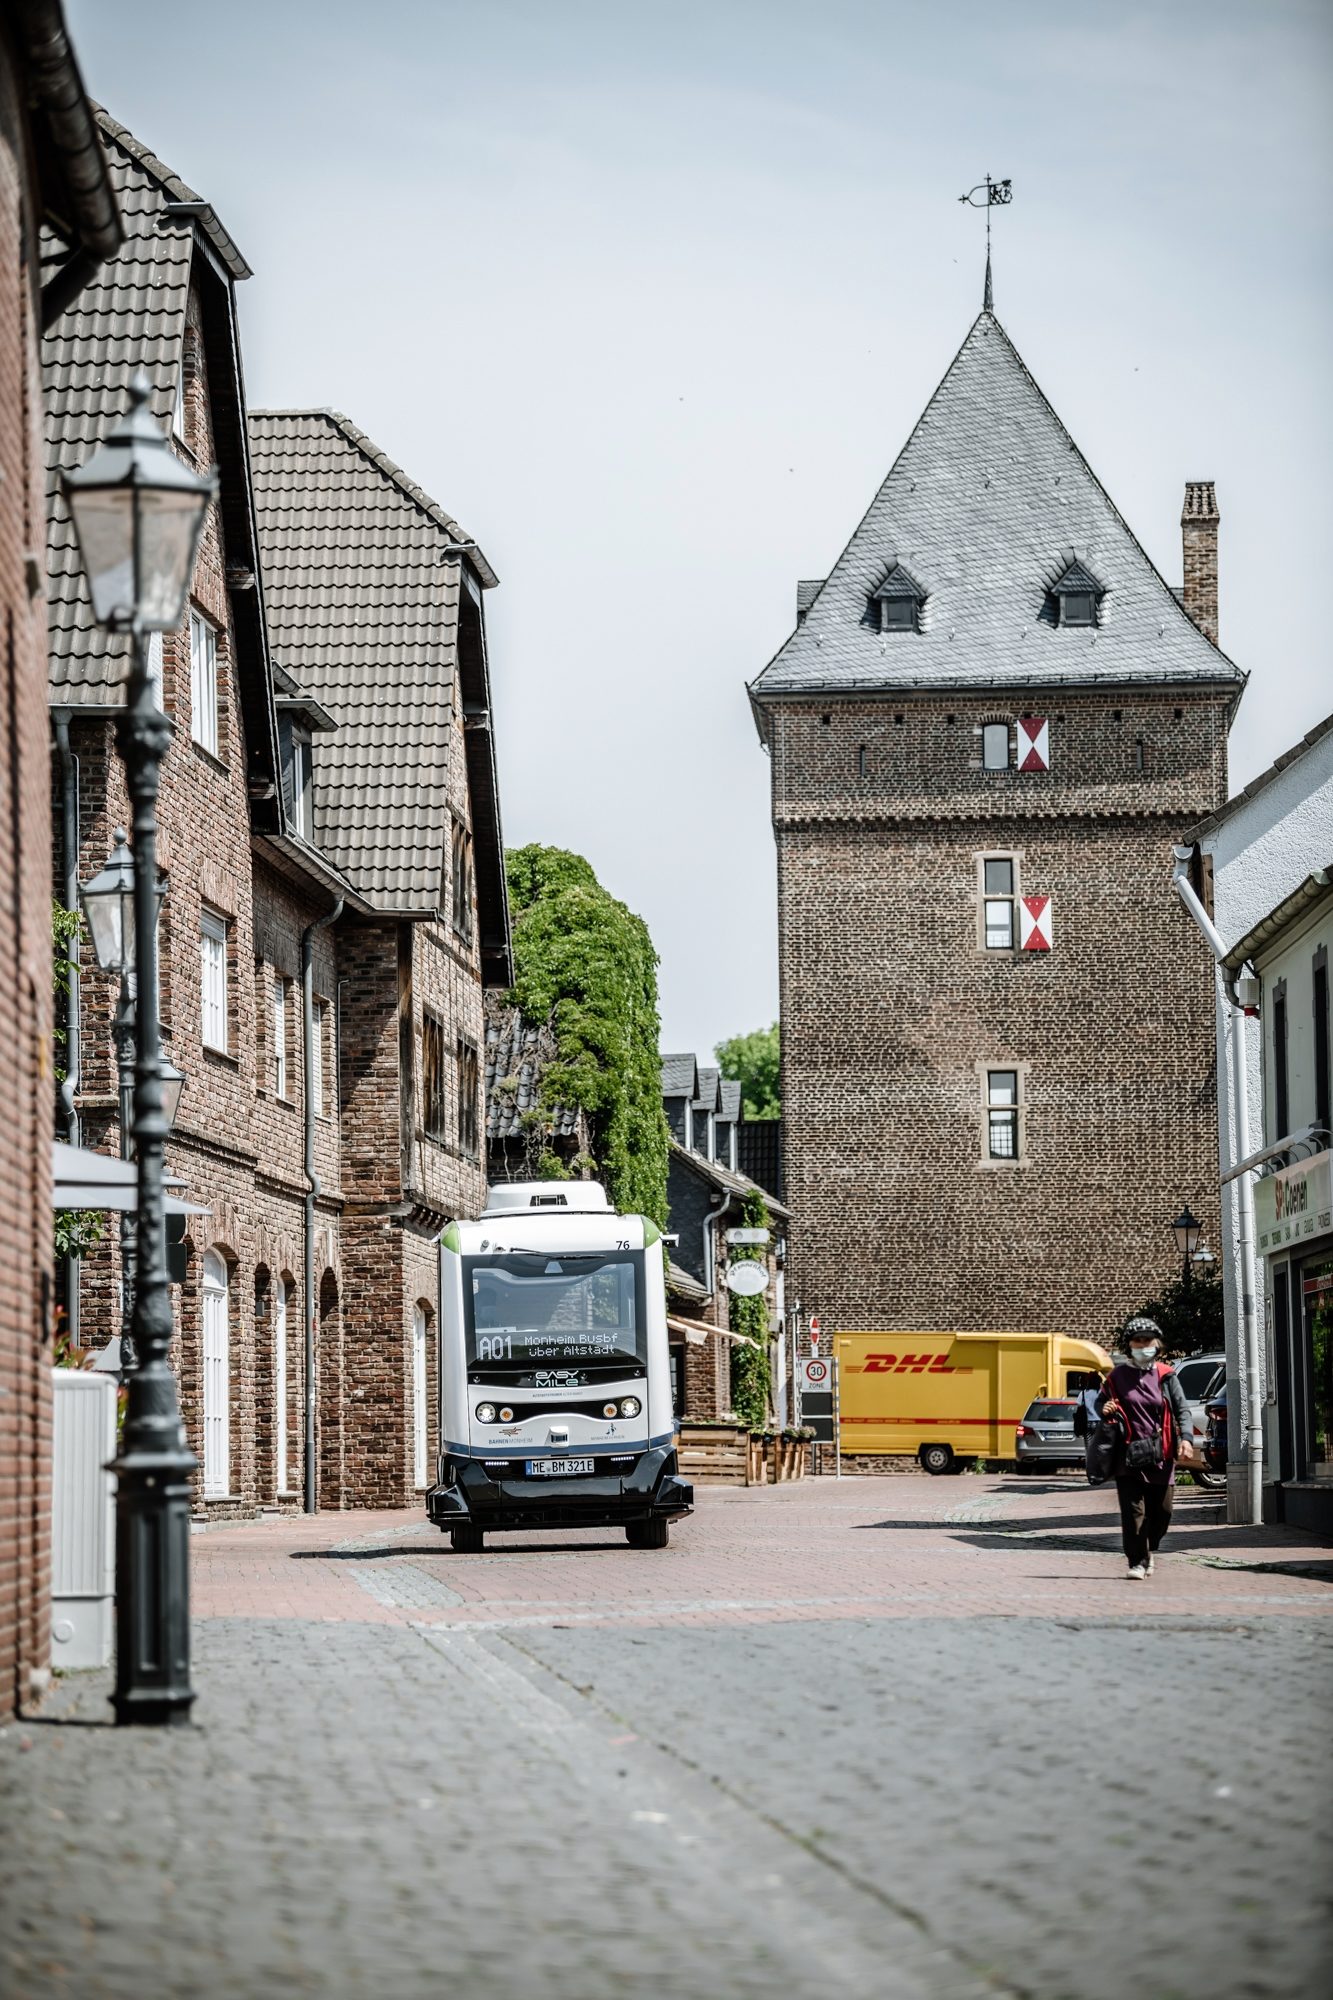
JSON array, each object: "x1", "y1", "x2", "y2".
[{"x1": 527, "y1": 1457, "x2": 595, "y2": 1478}]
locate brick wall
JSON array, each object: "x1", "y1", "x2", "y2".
[
  {"x1": 768, "y1": 692, "x2": 1230, "y2": 1361},
  {"x1": 0, "y1": 55, "x2": 54, "y2": 1719}
]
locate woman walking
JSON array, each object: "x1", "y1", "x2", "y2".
[{"x1": 1098, "y1": 1318, "x2": 1191, "y2": 1580}]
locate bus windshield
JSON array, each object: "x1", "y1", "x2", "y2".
[{"x1": 463, "y1": 1253, "x2": 643, "y2": 1373}]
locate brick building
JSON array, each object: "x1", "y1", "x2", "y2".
[
  {"x1": 46, "y1": 113, "x2": 509, "y2": 1522},
  {"x1": 749, "y1": 300, "x2": 1244, "y2": 1366},
  {"x1": 660, "y1": 1055, "x2": 789, "y2": 1420},
  {"x1": 0, "y1": 3, "x2": 118, "y2": 1719},
  {"x1": 248, "y1": 408, "x2": 510, "y2": 1509}
]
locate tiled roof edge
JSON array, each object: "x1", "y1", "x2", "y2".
[
  {"x1": 93, "y1": 107, "x2": 251, "y2": 279},
  {"x1": 1185, "y1": 709, "x2": 1333, "y2": 844},
  {"x1": 251, "y1": 408, "x2": 499, "y2": 588}
]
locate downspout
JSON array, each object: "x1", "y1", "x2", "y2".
[
  {"x1": 704, "y1": 1184, "x2": 732, "y2": 1413},
  {"x1": 1171, "y1": 847, "x2": 1262, "y2": 1526},
  {"x1": 54, "y1": 713, "x2": 81, "y2": 1347},
  {"x1": 301, "y1": 892, "x2": 343, "y2": 1514}
]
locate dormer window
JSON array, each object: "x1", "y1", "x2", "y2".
[
  {"x1": 1051, "y1": 559, "x2": 1104, "y2": 628},
  {"x1": 276, "y1": 690, "x2": 337, "y2": 845},
  {"x1": 870, "y1": 564, "x2": 925, "y2": 635}
]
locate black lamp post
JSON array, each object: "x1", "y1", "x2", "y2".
[
  {"x1": 64, "y1": 372, "x2": 215, "y2": 1727},
  {"x1": 79, "y1": 828, "x2": 175, "y2": 1366},
  {"x1": 1171, "y1": 1204, "x2": 1203, "y2": 1285}
]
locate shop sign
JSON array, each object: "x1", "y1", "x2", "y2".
[{"x1": 1256, "y1": 1150, "x2": 1333, "y2": 1257}]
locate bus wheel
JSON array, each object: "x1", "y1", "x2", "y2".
[
  {"x1": 449, "y1": 1524, "x2": 484, "y2": 1553},
  {"x1": 626, "y1": 1519, "x2": 669, "y2": 1549},
  {"x1": 919, "y1": 1443, "x2": 954, "y2": 1476}
]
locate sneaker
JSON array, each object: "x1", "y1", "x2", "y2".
[
  {"x1": 1127, "y1": 1564, "x2": 1146, "y2": 1580},
  {"x1": 1145, "y1": 1553, "x2": 1156, "y2": 1576}
]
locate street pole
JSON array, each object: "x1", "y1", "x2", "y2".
[
  {"x1": 110, "y1": 621, "x2": 197, "y2": 1727},
  {"x1": 114, "y1": 975, "x2": 138, "y2": 1368}
]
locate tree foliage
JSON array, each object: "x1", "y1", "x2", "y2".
[
  {"x1": 506, "y1": 845, "x2": 669, "y2": 1227},
  {"x1": 715, "y1": 1022, "x2": 780, "y2": 1120},
  {"x1": 1116, "y1": 1267, "x2": 1224, "y2": 1357},
  {"x1": 728, "y1": 1187, "x2": 773, "y2": 1429}
]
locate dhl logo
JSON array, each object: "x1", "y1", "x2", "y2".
[{"x1": 846, "y1": 1353, "x2": 973, "y2": 1374}]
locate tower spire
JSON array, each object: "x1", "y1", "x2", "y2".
[{"x1": 959, "y1": 174, "x2": 1011, "y2": 314}]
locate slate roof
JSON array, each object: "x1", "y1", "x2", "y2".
[
  {"x1": 692, "y1": 1065, "x2": 723, "y2": 1116},
  {"x1": 43, "y1": 111, "x2": 281, "y2": 820},
  {"x1": 484, "y1": 1005, "x2": 582, "y2": 1142},
  {"x1": 669, "y1": 1141, "x2": 790, "y2": 1219},
  {"x1": 248, "y1": 410, "x2": 507, "y2": 936},
  {"x1": 718, "y1": 1079, "x2": 742, "y2": 1122},
  {"x1": 751, "y1": 310, "x2": 1246, "y2": 708},
  {"x1": 1052, "y1": 558, "x2": 1104, "y2": 597},
  {"x1": 666, "y1": 1260, "x2": 710, "y2": 1306},
  {"x1": 661, "y1": 1053, "x2": 700, "y2": 1098}
]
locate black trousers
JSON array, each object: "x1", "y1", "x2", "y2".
[{"x1": 1115, "y1": 1474, "x2": 1175, "y2": 1566}]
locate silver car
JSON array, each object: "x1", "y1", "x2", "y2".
[{"x1": 1014, "y1": 1398, "x2": 1083, "y2": 1472}]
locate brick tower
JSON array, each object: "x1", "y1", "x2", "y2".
[{"x1": 749, "y1": 302, "x2": 1243, "y2": 1355}]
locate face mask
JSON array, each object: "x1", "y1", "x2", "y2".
[{"x1": 1130, "y1": 1346, "x2": 1158, "y2": 1366}]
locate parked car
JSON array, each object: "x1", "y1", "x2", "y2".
[
  {"x1": 1203, "y1": 1389, "x2": 1228, "y2": 1480},
  {"x1": 1171, "y1": 1351, "x2": 1226, "y2": 1442},
  {"x1": 1014, "y1": 1398, "x2": 1083, "y2": 1472}
]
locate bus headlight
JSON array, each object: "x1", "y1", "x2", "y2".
[
  {"x1": 619, "y1": 1397, "x2": 641, "y2": 1418},
  {"x1": 475, "y1": 1403, "x2": 497, "y2": 1423},
  {"x1": 499, "y1": 1408, "x2": 514, "y2": 1423},
  {"x1": 603, "y1": 1403, "x2": 618, "y2": 1419}
]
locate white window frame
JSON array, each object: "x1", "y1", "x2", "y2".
[
  {"x1": 291, "y1": 729, "x2": 313, "y2": 841},
  {"x1": 146, "y1": 630, "x2": 165, "y2": 711},
  {"x1": 275, "y1": 1278, "x2": 290, "y2": 1495},
  {"x1": 311, "y1": 998, "x2": 326, "y2": 1116},
  {"x1": 981, "y1": 722, "x2": 1011, "y2": 771},
  {"x1": 979, "y1": 854, "x2": 1019, "y2": 952},
  {"x1": 412, "y1": 1306, "x2": 428, "y2": 1490},
  {"x1": 190, "y1": 608, "x2": 219, "y2": 758},
  {"x1": 200, "y1": 908, "x2": 228, "y2": 1052},
  {"x1": 202, "y1": 1249, "x2": 230, "y2": 1498},
  {"x1": 272, "y1": 975, "x2": 287, "y2": 1097}
]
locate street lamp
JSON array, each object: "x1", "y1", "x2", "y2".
[
  {"x1": 64, "y1": 371, "x2": 215, "y2": 1728},
  {"x1": 79, "y1": 829, "x2": 180, "y2": 1365},
  {"x1": 1171, "y1": 1204, "x2": 1203, "y2": 1283}
]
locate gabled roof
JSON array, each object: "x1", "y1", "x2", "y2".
[
  {"x1": 247, "y1": 410, "x2": 508, "y2": 953},
  {"x1": 669, "y1": 1141, "x2": 790, "y2": 1219},
  {"x1": 1052, "y1": 558, "x2": 1103, "y2": 596},
  {"x1": 43, "y1": 110, "x2": 281, "y2": 823},
  {"x1": 718, "y1": 1079, "x2": 742, "y2": 1122},
  {"x1": 692, "y1": 1065, "x2": 723, "y2": 1115},
  {"x1": 661, "y1": 1053, "x2": 700, "y2": 1098},
  {"x1": 871, "y1": 563, "x2": 925, "y2": 601},
  {"x1": 751, "y1": 309, "x2": 1245, "y2": 707},
  {"x1": 1186, "y1": 711, "x2": 1333, "y2": 843}
]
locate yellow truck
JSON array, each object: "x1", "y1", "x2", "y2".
[{"x1": 832, "y1": 1329, "x2": 1112, "y2": 1474}]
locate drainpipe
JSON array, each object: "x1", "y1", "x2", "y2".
[
  {"x1": 1171, "y1": 847, "x2": 1262, "y2": 1525},
  {"x1": 703, "y1": 1184, "x2": 733, "y2": 1411},
  {"x1": 301, "y1": 892, "x2": 343, "y2": 1513},
  {"x1": 54, "y1": 713, "x2": 81, "y2": 1347}
]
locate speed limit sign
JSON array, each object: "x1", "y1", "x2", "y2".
[{"x1": 802, "y1": 1357, "x2": 829, "y2": 1390}]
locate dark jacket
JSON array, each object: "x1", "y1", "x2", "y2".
[{"x1": 1097, "y1": 1362, "x2": 1190, "y2": 1476}]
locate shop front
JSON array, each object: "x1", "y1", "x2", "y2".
[{"x1": 1257, "y1": 1150, "x2": 1333, "y2": 1533}]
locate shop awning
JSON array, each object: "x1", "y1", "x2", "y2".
[{"x1": 53, "y1": 1142, "x2": 209, "y2": 1217}]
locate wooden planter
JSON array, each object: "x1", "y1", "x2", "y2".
[
  {"x1": 766, "y1": 1438, "x2": 808, "y2": 1483},
  {"x1": 677, "y1": 1422, "x2": 750, "y2": 1485}
]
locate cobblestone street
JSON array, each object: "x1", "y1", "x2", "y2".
[{"x1": 3, "y1": 1474, "x2": 1330, "y2": 2000}]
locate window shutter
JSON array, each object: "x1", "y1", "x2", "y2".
[
  {"x1": 1020, "y1": 895, "x2": 1052, "y2": 952},
  {"x1": 1017, "y1": 716, "x2": 1049, "y2": 771}
]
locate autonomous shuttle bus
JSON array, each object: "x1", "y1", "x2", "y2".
[{"x1": 426, "y1": 1182, "x2": 693, "y2": 1551}]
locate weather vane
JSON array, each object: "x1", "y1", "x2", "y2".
[{"x1": 958, "y1": 175, "x2": 1012, "y2": 310}]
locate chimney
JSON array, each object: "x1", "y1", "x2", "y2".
[{"x1": 1181, "y1": 481, "x2": 1220, "y2": 645}]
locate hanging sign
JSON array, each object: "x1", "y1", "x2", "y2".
[
  {"x1": 1255, "y1": 1150, "x2": 1332, "y2": 1257},
  {"x1": 1017, "y1": 717, "x2": 1050, "y2": 771},
  {"x1": 1020, "y1": 894, "x2": 1052, "y2": 951},
  {"x1": 725, "y1": 1261, "x2": 768, "y2": 1297}
]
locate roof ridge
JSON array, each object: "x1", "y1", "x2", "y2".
[{"x1": 92, "y1": 105, "x2": 251, "y2": 279}]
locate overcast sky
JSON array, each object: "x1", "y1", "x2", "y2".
[{"x1": 68, "y1": 0, "x2": 1333, "y2": 1059}]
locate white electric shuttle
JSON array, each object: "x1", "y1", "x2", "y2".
[{"x1": 426, "y1": 1182, "x2": 693, "y2": 1551}]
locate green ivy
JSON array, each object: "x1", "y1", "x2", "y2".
[
  {"x1": 728, "y1": 1187, "x2": 772, "y2": 1430},
  {"x1": 52, "y1": 900, "x2": 82, "y2": 1086},
  {"x1": 505, "y1": 845, "x2": 669, "y2": 1228}
]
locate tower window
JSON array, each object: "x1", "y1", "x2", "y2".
[
  {"x1": 981, "y1": 857, "x2": 1017, "y2": 950},
  {"x1": 869, "y1": 563, "x2": 925, "y2": 634},
  {"x1": 982, "y1": 723, "x2": 1011, "y2": 771},
  {"x1": 1050, "y1": 559, "x2": 1105, "y2": 628},
  {"x1": 986, "y1": 1070, "x2": 1020, "y2": 1160}
]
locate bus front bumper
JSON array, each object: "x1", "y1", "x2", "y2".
[{"x1": 425, "y1": 1446, "x2": 693, "y2": 1533}]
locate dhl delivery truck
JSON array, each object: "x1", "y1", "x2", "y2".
[{"x1": 832, "y1": 1330, "x2": 1112, "y2": 1474}]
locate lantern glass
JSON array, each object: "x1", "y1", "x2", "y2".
[
  {"x1": 79, "y1": 832, "x2": 136, "y2": 975},
  {"x1": 159, "y1": 1055, "x2": 186, "y2": 1133},
  {"x1": 1171, "y1": 1206, "x2": 1203, "y2": 1260}
]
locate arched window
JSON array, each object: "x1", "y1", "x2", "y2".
[
  {"x1": 202, "y1": 1250, "x2": 230, "y2": 1497},
  {"x1": 412, "y1": 1304, "x2": 428, "y2": 1490}
]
